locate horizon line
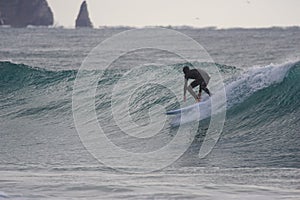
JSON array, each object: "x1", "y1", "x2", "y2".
[{"x1": 1, "y1": 24, "x2": 300, "y2": 30}]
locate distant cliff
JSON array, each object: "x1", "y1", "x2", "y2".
[
  {"x1": 75, "y1": 1, "x2": 93, "y2": 28},
  {"x1": 0, "y1": 0, "x2": 53, "y2": 27}
]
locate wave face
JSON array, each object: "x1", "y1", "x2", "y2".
[
  {"x1": 216, "y1": 61, "x2": 300, "y2": 168},
  {"x1": 0, "y1": 61, "x2": 76, "y2": 121},
  {"x1": 0, "y1": 60, "x2": 299, "y2": 168},
  {"x1": 0, "y1": 61, "x2": 75, "y2": 92},
  {"x1": 228, "y1": 61, "x2": 300, "y2": 120}
]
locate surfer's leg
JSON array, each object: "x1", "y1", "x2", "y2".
[
  {"x1": 200, "y1": 81, "x2": 211, "y2": 96},
  {"x1": 190, "y1": 80, "x2": 201, "y2": 101},
  {"x1": 203, "y1": 88, "x2": 211, "y2": 96},
  {"x1": 198, "y1": 87, "x2": 202, "y2": 100},
  {"x1": 198, "y1": 86, "x2": 202, "y2": 94},
  {"x1": 197, "y1": 81, "x2": 206, "y2": 100},
  {"x1": 187, "y1": 85, "x2": 198, "y2": 100},
  {"x1": 191, "y1": 80, "x2": 200, "y2": 89}
]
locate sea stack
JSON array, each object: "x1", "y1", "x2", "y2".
[
  {"x1": 0, "y1": 0, "x2": 53, "y2": 27},
  {"x1": 75, "y1": 1, "x2": 93, "y2": 28},
  {"x1": 0, "y1": 12, "x2": 4, "y2": 25}
]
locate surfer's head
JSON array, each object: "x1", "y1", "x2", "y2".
[{"x1": 183, "y1": 66, "x2": 189, "y2": 74}]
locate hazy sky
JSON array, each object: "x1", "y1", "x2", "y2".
[{"x1": 47, "y1": 0, "x2": 300, "y2": 28}]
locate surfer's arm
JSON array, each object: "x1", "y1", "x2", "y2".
[{"x1": 183, "y1": 78, "x2": 188, "y2": 98}]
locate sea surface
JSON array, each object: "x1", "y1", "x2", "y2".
[{"x1": 0, "y1": 27, "x2": 300, "y2": 199}]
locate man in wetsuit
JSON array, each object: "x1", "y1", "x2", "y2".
[{"x1": 183, "y1": 66, "x2": 211, "y2": 102}]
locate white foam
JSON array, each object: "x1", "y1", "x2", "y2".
[
  {"x1": 0, "y1": 192, "x2": 8, "y2": 199},
  {"x1": 225, "y1": 61, "x2": 295, "y2": 107}
]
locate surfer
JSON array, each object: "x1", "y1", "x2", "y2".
[{"x1": 183, "y1": 66, "x2": 211, "y2": 102}]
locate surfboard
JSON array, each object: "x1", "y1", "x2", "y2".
[{"x1": 166, "y1": 101, "x2": 205, "y2": 115}]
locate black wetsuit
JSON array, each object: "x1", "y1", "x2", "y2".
[{"x1": 184, "y1": 69, "x2": 211, "y2": 96}]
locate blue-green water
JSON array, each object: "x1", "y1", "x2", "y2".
[{"x1": 0, "y1": 27, "x2": 299, "y2": 199}]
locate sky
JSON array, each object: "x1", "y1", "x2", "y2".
[{"x1": 47, "y1": 0, "x2": 300, "y2": 28}]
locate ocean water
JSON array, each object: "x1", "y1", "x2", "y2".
[{"x1": 0, "y1": 27, "x2": 300, "y2": 199}]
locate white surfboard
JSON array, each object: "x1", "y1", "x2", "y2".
[{"x1": 166, "y1": 101, "x2": 206, "y2": 115}]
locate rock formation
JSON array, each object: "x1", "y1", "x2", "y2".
[
  {"x1": 75, "y1": 1, "x2": 93, "y2": 28},
  {"x1": 0, "y1": 11, "x2": 4, "y2": 25},
  {"x1": 0, "y1": 0, "x2": 53, "y2": 27}
]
